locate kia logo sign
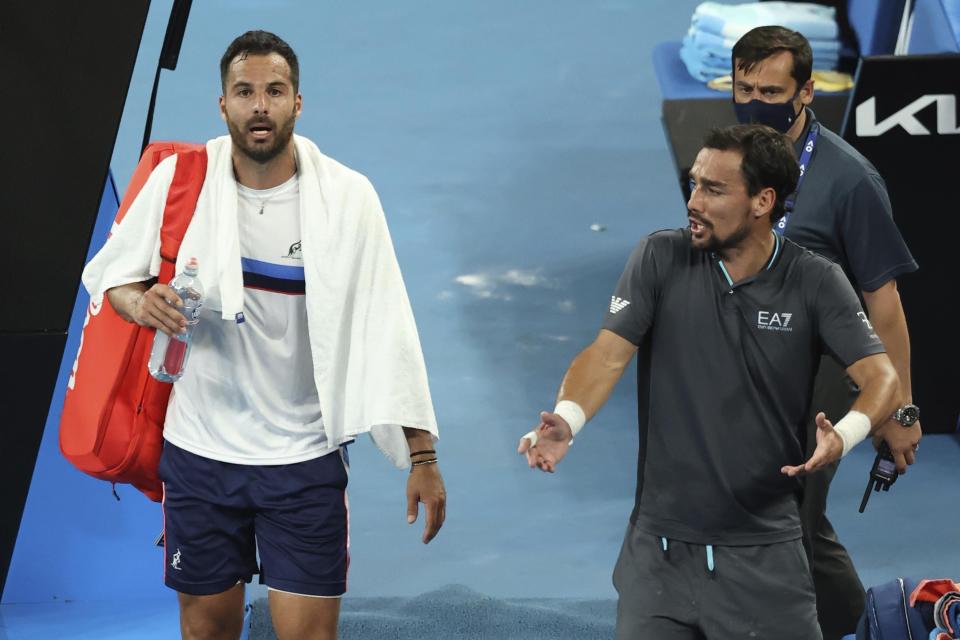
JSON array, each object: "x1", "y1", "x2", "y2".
[{"x1": 856, "y1": 95, "x2": 960, "y2": 137}]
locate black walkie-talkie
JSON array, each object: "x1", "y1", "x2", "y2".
[{"x1": 858, "y1": 442, "x2": 899, "y2": 513}]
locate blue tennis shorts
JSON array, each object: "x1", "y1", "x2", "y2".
[{"x1": 158, "y1": 441, "x2": 349, "y2": 597}]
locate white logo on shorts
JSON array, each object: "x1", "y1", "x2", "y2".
[{"x1": 171, "y1": 548, "x2": 183, "y2": 571}]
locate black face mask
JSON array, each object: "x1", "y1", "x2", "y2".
[{"x1": 733, "y1": 96, "x2": 801, "y2": 133}]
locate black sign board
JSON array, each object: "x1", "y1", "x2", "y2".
[{"x1": 842, "y1": 54, "x2": 960, "y2": 434}]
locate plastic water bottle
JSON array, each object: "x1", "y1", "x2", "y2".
[{"x1": 148, "y1": 257, "x2": 204, "y2": 382}]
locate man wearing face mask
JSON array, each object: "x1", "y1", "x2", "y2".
[{"x1": 731, "y1": 26, "x2": 920, "y2": 640}]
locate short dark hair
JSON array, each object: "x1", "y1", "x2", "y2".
[
  {"x1": 220, "y1": 30, "x2": 299, "y2": 92},
  {"x1": 732, "y1": 26, "x2": 813, "y2": 90},
  {"x1": 702, "y1": 125, "x2": 799, "y2": 224}
]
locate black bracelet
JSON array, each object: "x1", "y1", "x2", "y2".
[{"x1": 410, "y1": 449, "x2": 436, "y2": 458}]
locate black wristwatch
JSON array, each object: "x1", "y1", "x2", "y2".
[{"x1": 892, "y1": 403, "x2": 920, "y2": 427}]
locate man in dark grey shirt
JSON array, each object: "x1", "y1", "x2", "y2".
[
  {"x1": 518, "y1": 125, "x2": 917, "y2": 639},
  {"x1": 730, "y1": 27, "x2": 921, "y2": 639}
]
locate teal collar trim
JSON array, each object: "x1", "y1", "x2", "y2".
[
  {"x1": 718, "y1": 260, "x2": 734, "y2": 287},
  {"x1": 716, "y1": 230, "x2": 781, "y2": 288},
  {"x1": 765, "y1": 230, "x2": 781, "y2": 270}
]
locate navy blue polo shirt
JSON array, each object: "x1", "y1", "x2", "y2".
[
  {"x1": 603, "y1": 228, "x2": 884, "y2": 545},
  {"x1": 784, "y1": 109, "x2": 917, "y2": 292}
]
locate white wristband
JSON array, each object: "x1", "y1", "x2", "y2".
[
  {"x1": 554, "y1": 400, "x2": 586, "y2": 439},
  {"x1": 833, "y1": 410, "x2": 871, "y2": 457}
]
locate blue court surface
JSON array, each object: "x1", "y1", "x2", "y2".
[
  {"x1": 2, "y1": 437, "x2": 956, "y2": 638},
  {"x1": 3, "y1": 1, "x2": 957, "y2": 638}
]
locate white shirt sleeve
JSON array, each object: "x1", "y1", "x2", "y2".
[{"x1": 81, "y1": 155, "x2": 178, "y2": 302}]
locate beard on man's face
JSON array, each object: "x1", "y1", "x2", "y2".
[
  {"x1": 705, "y1": 220, "x2": 751, "y2": 253},
  {"x1": 225, "y1": 110, "x2": 296, "y2": 164},
  {"x1": 691, "y1": 213, "x2": 752, "y2": 253}
]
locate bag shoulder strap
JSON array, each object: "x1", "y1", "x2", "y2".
[{"x1": 156, "y1": 143, "x2": 207, "y2": 264}]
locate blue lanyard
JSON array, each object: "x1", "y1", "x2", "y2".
[{"x1": 777, "y1": 122, "x2": 820, "y2": 234}]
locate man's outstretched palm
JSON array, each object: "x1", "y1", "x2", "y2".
[
  {"x1": 781, "y1": 411, "x2": 844, "y2": 477},
  {"x1": 518, "y1": 411, "x2": 573, "y2": 473}
]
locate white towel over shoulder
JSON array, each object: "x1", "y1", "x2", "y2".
[{"x1": 82, "y1": 135, "x2": 438, "y2": 467}]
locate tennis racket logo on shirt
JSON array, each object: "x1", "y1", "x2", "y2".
[{"x1": 609, "y1": 297, "x2": 630, "y2": 314}]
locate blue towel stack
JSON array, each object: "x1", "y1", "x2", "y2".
[{"x1": 680, "y1": 2, "x2": 841, "y2": 82}]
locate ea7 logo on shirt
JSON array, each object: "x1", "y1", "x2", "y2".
[
  {"x1": 610, "y1": 297, "x2": 630, "y2": 314},
  {"x1": 757, "y1": 310, "x2": 793, "y2": 332}
]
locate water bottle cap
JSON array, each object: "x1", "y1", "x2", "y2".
[{"x1": 185, "y1": 257, "x2": 199, "y2": 274}]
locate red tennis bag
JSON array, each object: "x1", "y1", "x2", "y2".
[{"x1": 60, "y1": 142, "x2": 207, "y2": 502}]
